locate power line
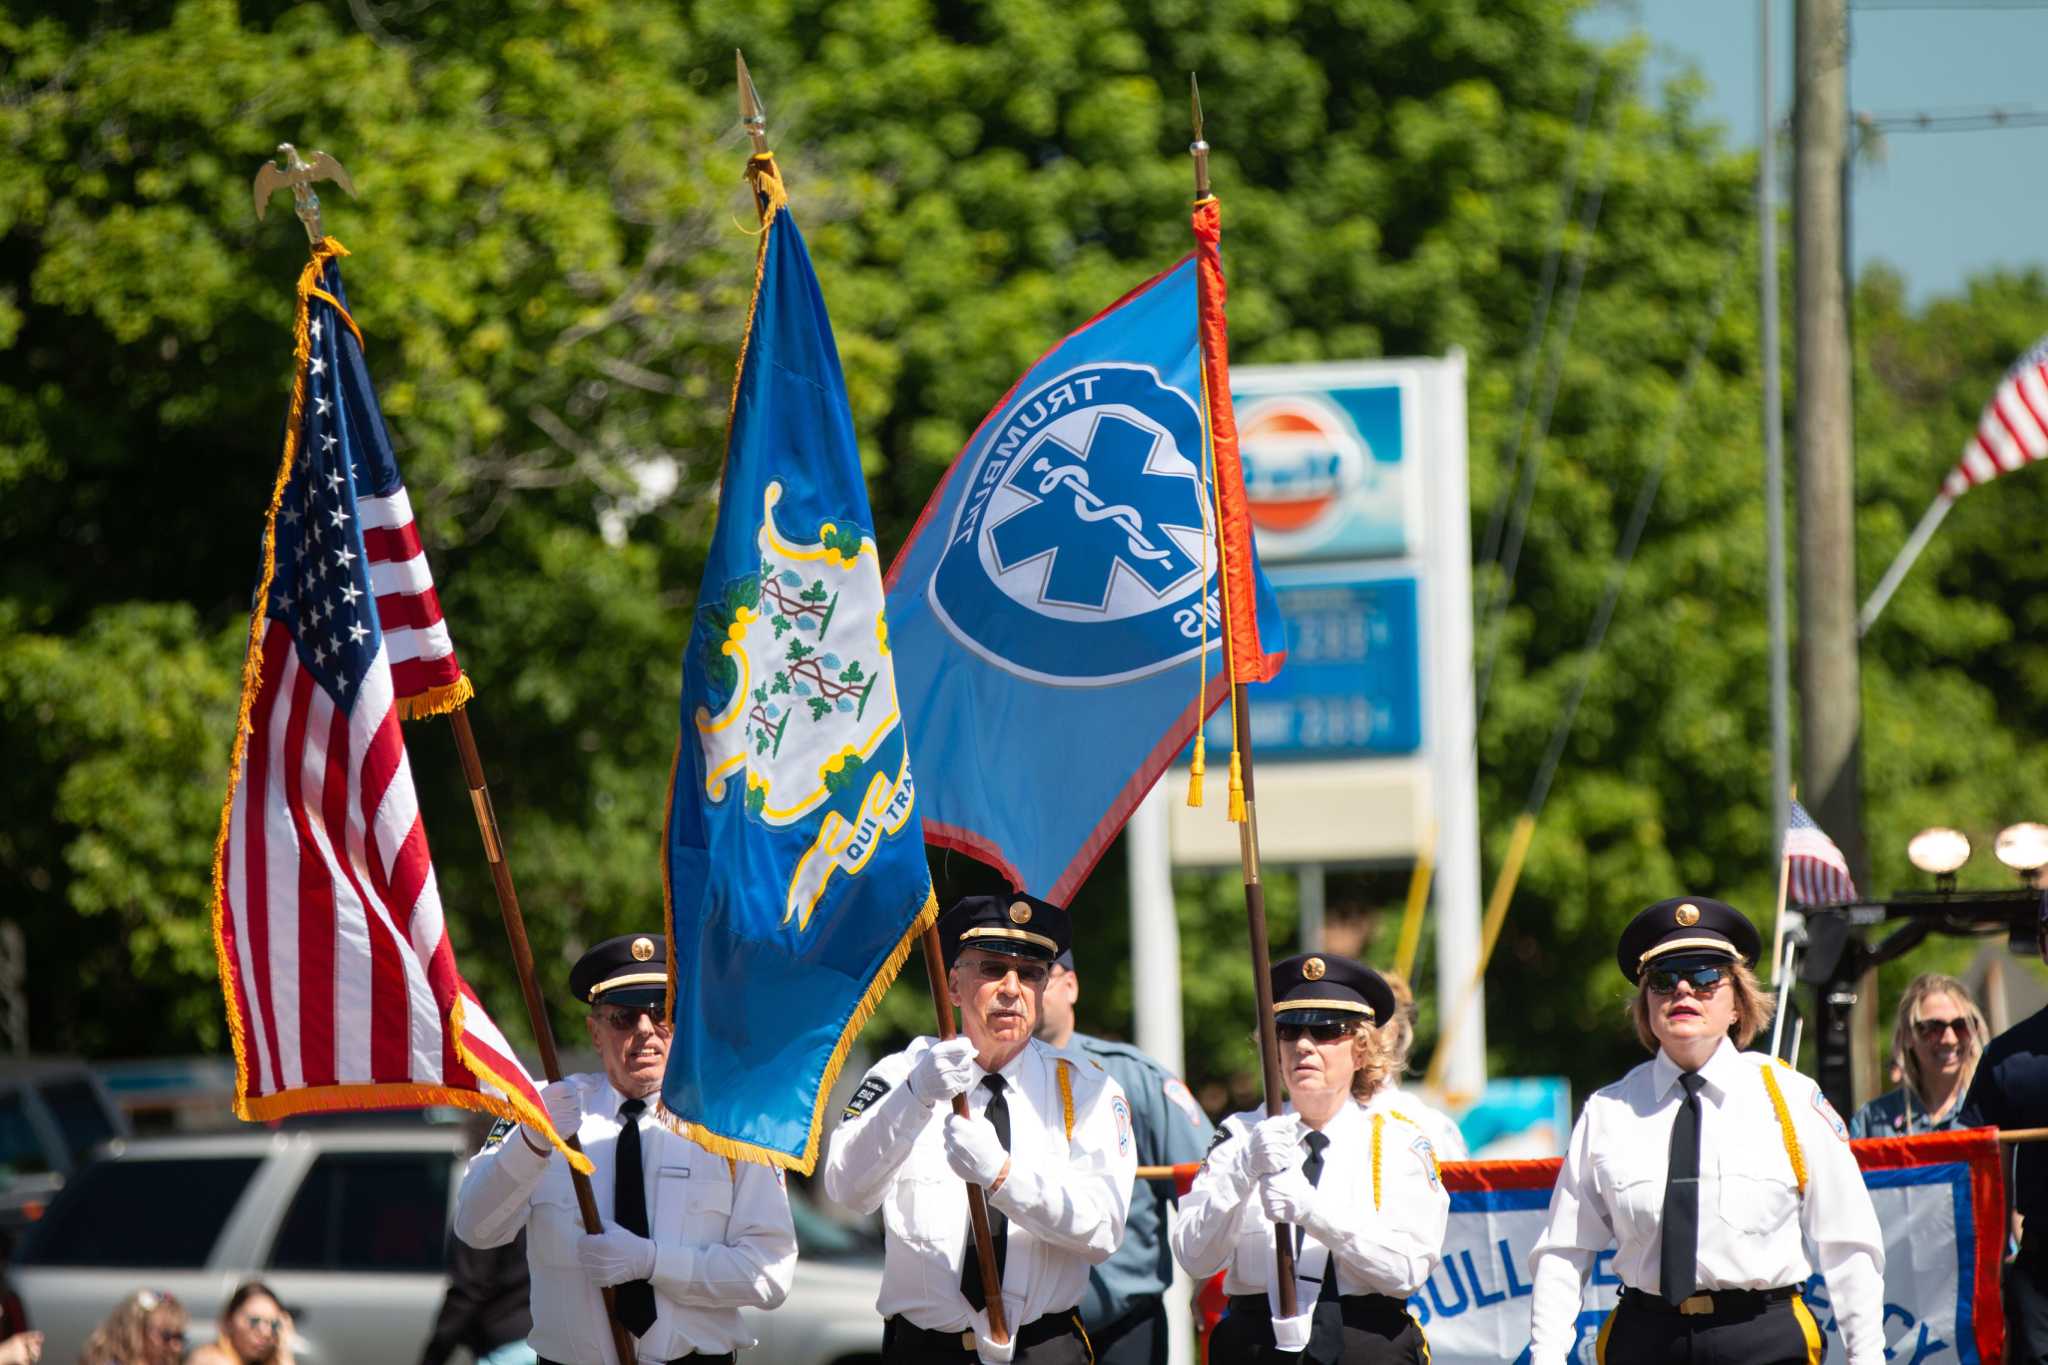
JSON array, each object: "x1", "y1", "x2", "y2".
[{"x1": 1860, "y1": 105, "x2": 2048, "y2": 133}]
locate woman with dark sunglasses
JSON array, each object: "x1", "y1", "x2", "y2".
[
  {"x1": 1848, "y1": 972, "x2": 1988, "y2": 1137},
  {"x1": 1525, "y1": 897, "x2": 1884, "y2": 1365},
  {"x1": 1171, "y1": 952, "x2": 1447, "y2": 1364},
  {"x1": 189, "y1": 1281, "x2": 295, "y2": 1365}
]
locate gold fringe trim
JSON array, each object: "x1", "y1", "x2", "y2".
[
  {"x1": 449, "y1": 994, "x2": 593, "y2": 1175},
  {"x1": 1761, "y1": 1061, "x2": 1808, "y2": 1194},
  {"x1": 656, "y1": 888, "x2": 941, "y2": 1175},
  {"x1": 212, "y1": 236, "x2": 352, "y2": 1130},
  {"x1": 396, "y1": 672, "x2": 474, "y2": 721}
]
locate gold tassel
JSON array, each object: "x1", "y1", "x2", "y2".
[
  {"x1": 1186, "y1": 735, "x2": 1207, "y2": 807},
  {"x1": 1227, "y1": 750, "x2": 1246, "y2": 823}
]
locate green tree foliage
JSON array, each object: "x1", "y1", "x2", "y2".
[{"x1": 7, "y1": 0, "x2": 2044, "y2": 1110}]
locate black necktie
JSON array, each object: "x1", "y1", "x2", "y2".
[
  {"x1": 1660, "y1": 1072, "x2": 1707, "y2": 1305},
  {"x1": 961, "y1": 1075, "x2": 1011, "y2": 1311},
  {"x1": 613, "y1": 1097, "x2": 658, "y2": 1335},
  {"x1": 1296, "y1": 1130, "x2": 1331, "y2": 1256}
]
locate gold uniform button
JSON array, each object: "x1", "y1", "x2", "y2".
[
  {"x1": 1302, "y1": 956, "x2": 1327, "y2": 981},
  {"x1": 1009, "y1": 901, "x2": 1032, "y2": 925},
  {"x1": 1675, "y1": 904, "x2": 1700, "y2": 927},
  {"x1": 631, "y1": 936, "x2": 656, "y2": 961}
]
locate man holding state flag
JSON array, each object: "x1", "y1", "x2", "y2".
[{"x1": 825, "y1": 895, "x2": 1137, "y2": 1364}]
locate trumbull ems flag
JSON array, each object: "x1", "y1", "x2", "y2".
[
  {"x1": 212, "y1": 240, "x2": 580, "y2": 1168},
  {"x1": 886, "y1": 198, "x2": 1285, "y2": 905},
  {"x1": 663, "y1": 155, "x2": 936, "y2": 1173}
]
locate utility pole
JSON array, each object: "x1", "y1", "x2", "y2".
[{"x1": 1794, "y1": 0, "x2": 1874, "y2": 1100}]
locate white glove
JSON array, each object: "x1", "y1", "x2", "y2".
[
  {"x1": 577, "y1": 1225, "x2": 656, "y2": 1286},
  {"x1": 1245, "y1": 1114, "x2": 1300, "y2": 1178},
  {"x1": 944, "y1": 1112, "x2": 1010, "y2": 1186},
  {"x1": 908, "y1": 1036, "x2": 980, "y2": 1105},
  {"x1": 525, "y1": 1079, "x2": 582, "y2": 1149},
  {"x1": 1259, "y1": 1167, "x2": 1322, "y2": 1229}
]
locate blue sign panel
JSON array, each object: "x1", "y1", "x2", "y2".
[{"x1": 1191, "y1": 568, "x2": 1422, "y2": 761}]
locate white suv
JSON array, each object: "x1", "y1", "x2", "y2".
[{"x1": 13, "y1": 1122, "x2": 884, "y2": 1364}]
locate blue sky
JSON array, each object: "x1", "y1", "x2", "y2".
[{"x1": 1576, "y1": 0, "x2": 2048, "y2": 304}]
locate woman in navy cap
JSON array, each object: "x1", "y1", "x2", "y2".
[
  {"x1": 1525, "y1": 897, "x2": 1885, "y2": 1365},
  {"x1": 1171, "y1": 952, "x2": 1447, "y2": 1364}
]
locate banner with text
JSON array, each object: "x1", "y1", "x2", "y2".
[{"x1": 1413, "y1": 1131, "x2": 2004, "y2": 1365}]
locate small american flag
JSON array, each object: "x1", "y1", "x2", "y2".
[
  {"x1": 1947, "y1": 335, "x2": 2048, "y2": 496},
  {"x1": 211, "y1": 242, "x2": 573, "y2": 1159},
  {"x1": 1786, "y1": 798, "x2": 1858, "y2": 907}
]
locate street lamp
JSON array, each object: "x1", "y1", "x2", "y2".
[
  {"x1": 1907, "y1": 826, "x2": 1972, "y2": 892},
  {"x1": 1995, "y1": 822, "x2": 2048, "y2": 888}
]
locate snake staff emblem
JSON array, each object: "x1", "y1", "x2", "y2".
[{"x1": 696, "y1": 483, "x2": 913, "y2": 929}]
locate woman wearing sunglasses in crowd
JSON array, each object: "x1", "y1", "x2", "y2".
[
  {"x1": 1525, "y1": 898, "x2": 1884, "y2": 1365},
  {"x1": 187, "y1": 1281, "x2": 295, "y2": 1365},
  {"x1": 78, "y1": 1289, "x2": 180, "y2": 1365},
  {"x1": 1171, "y1": 953, "x2": 1448, "y2": 1364},
  {"x1": 1848, "y1": 972, "x2": 1989, "y2": 1138}
]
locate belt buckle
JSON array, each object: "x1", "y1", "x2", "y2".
[{"x1": 1679, "y1": 1293, "x2": 1715, "y2": 1316}]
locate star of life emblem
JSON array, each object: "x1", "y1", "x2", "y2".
[
  {"x1": 696, "y1": 483, "x2": 916, "y2": 931},
  {"x1": 930, "y1": 363, "x2": 1221, "y2": 684}
]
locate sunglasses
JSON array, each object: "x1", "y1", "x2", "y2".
[
  {"x1": 1276, "y1": 1021, "x2": 1358, "y2": 1044},
  {"x1": 238, "y1": 1314, "x2": 284, "y2": 1336},
  {"x1": 1645, "y1": 965, "x2": 1729, "y2": 996},
  {"x1": 593, "y1": 1005, "x2": 672, "y2": 1034},
  {"x1": 1914, "y1": 1016, "x2": 1971, "y2": 1041},
  {"x1": 965, "y1": 957, "x2": 1050, "y2": 987},
  {"x1": 152, "y1": 1327, "x2": 186, "y2": 1345}
]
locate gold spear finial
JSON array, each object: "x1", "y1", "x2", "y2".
[
  {"x1": 1189, "y1": 73, "x2": 1210, "y2": 201},
  {"x1": 737, "y1": 50, "x2": 769, "y2": 157},
  {"x1": 252, "y1": 143, "x2": 356, "y2": 244}
]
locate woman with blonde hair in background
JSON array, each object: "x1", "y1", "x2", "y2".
[
  {"x1": 1849, "y1": 972, "x2": 1988, "y2": 1138},
  {"x1": 78, "y1": 1288, "x2": 184, "y2": 1365}
]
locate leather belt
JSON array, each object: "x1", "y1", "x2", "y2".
[
  {"x1": 884, "y1": 1311, "x2": 1083, "y2": 1354},
  {"x1": 1620, "y1": 1284, "x2": 1801, "y2": 1317}
]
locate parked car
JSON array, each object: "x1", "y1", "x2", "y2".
[
  {"x1": 0, "y1": 1060, "x2": 130, "y2": 1231},
  {"x1": 14, "y1": 1122, "x2": 883, "y2": 1363}
]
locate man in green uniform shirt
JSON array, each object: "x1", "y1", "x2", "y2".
[{"x1": 1037, "y1": 950, "x2": 1215, "y2": 1365}]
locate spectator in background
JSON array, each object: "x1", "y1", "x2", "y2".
[
  {"x1": 0, "y1": 1331, "x2": 39, "y2": 1365},
  {"x1": 188, "y1": 1282, "x2": 294, "y2": 1365},
  {"x1": 1378, "y1": 971, "x2": 1470, "y2": 1161},
  {"x1": 418, "y1": 1230, "x2": 537, "y2": 1365},
  {"x1": 79, "y1": 1289, "x2": 183, "y2": 1365},
  {"x1": 1850, "y1": 972, "x2": 1988, "y2": 1138}
]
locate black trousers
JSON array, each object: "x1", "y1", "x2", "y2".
[
  {"x1": 1208, "y1": 1294, "x2": 1427, "y2": 1365},
  {"x1": 2009, "y1": 1252, "x2": 2048, "y2": 1364},
  {"x1": 880, "y1": 1312, "x2": 1094, "y2": 1364},
  {"x1": 1595, "y1": 1288, "x2": 1822, "y2": 1365},
  {"x1": 1088, "y1": 1298, "x2": 1165, "y2": 1365},
  {"x1": 537, "y1": 1356, "x2": 731, "y2": 1365}
]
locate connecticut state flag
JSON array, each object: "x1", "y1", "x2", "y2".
[
  {"x1": 663, "y1": 155, "x2": 937, "y2": 1173},
  {"x1": 886, "y1": 200, "x2": 1286, "y2": 904}
]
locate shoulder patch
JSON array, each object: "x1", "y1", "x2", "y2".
[
  {"x1": 483, "y1": 1117, "x2": 516, "y2": 1150},
  {"x1": 1411, "y1": 1134, "x2": 1442, "y2": 1190},
  {"x1": 1163, "y1": 1077, "x2": 1208, "y2": 1129},
  {"x1": 1111, "y1": 1094, "x2": 1132, "y2": 1155},
  {"x1": 842, "y1": 1074, "x2": 892, "y2": 1121},
  {"x1": 1812, "y1": 1088, "x2": 1850, "y2": 1142},
  {"x1": 1206, "y1": 1125, "x2": 1231, "y2": 1157}
]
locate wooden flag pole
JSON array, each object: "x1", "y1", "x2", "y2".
[
  {"x1": 1190, "y1": 76, "x2": 1299, "y2": 1316},
  {"x1": 448, "y1": 628, "x2": 637, "y2": 1365},
  {"x1": 250, "y1": 146, "x2": 636, "y2": 1364},
  {"x1": 920, "y1": 926, "x2": 1011, "y2": 1344}
]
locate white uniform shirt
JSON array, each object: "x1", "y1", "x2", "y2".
[
  {"x1": 1381, "y1": 1083, "x2": 1469, "y2": 1161},
  {"x1": 1170, "y1": 1095, "x2": 1448, "y2": 1300},
  {"x1": 453, "y1": 1072, "x2": 797, "y2": 1364},
  {"x1": 1526, "y1": 1039, "x2": 1885, "y2": 1365},
  {"x1": 822, "y1": 1036, "x2": 1136, "y2": 1333}
]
